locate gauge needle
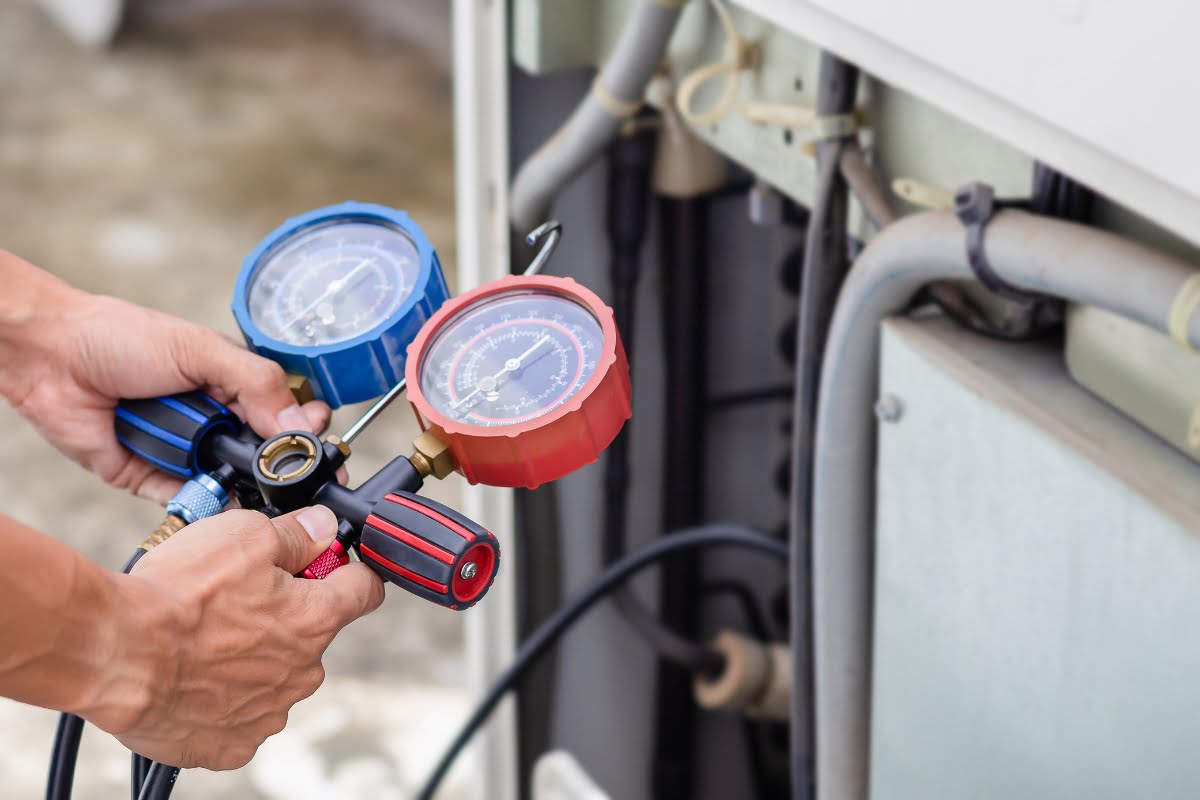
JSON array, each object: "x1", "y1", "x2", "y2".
[
  {"x1": 451, "y1": 334, "x2": 551, "y2": 410},
  {"x1": 279, "y1": 257, "x2": 373, "y2": 332}
]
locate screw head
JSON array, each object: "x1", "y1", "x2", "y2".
[
  {"x1": 460, "y1": 562, "x2": 478, "y2": 580},
  {"x1": 874, "y1": 394, "x2": 904, "y2": 423}
]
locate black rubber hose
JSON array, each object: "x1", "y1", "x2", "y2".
[
  {"x1": 416, "y1": 524, "x2": 788, "y2": 800},
  {"x1": 603, "y1": 120, "x2": 725, "y2": 677},
  {"x1": 136, "y1": 762, "x2": 179, "y2": 800},
  {"x1": 653, "y1": 193, "x2": 713, "y2": 800},
  {"x1": 131, "y1": 755, "x2": 150, "y2": 800},
  {"x1": 46, "y1": 549, "x2": 146, "y2": 800},
  {"x1": 787, "y1": 53, "x2": 859, "y2": 800},
  {"x1": 45, "y1": 716, "x2": 84, "y2": 800}
]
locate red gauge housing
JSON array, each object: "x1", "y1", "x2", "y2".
[{"x1": 405, "y1": 274, "x2": 631, "y2": 488}]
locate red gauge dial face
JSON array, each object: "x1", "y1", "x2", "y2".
[
  {"x1": 417, "y1": 290, "x2": 603, "y2": 427},
  {"x1": 405, "y1": 275, "x2": 631, "y2": 489}
]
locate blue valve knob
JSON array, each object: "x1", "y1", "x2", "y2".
[{"x1": 114, "y1": 392, "x2": 240, "y2": 479}]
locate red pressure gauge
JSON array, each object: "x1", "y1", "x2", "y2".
[{"x1": 404, "y1": 274, "x2": 631, "y2": 488}]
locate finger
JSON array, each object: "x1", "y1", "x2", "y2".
[
  {"x1": 336, "y1": 465, "x2": 349, "y2": 486},
  {"x1": 135, "y1": 473, "x2": 185, "y2": 506},
  {"x1": 311, "y1": 562, "x2": 386, "y2": 628},
  {"x1": 266, "y1": 506, "x2": 339, "y2": 574},
  {"x1": 300, "y1": 401, "x2": 331, "y2": 434},
  {"x1": 172, "y1": 327, "x2": 307, "y2": 439}
]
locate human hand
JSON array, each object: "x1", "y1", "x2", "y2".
[
  {"x1": 0, "y1": 252, "x2": 329, "y2": 503},
  {"x1": 84, "y1": 505, "x2": 384, "y2": 770}
]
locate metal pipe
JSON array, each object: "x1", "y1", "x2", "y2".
[
  {"x1": 340, "y1": 378, "x2": 407, "y2": 445},
  {"x1": 508, "y1": 1, "x2": 684, "y2": 232},
  {"x1": 811, "y1": 208, "x2": 1200, "y2": 800}
]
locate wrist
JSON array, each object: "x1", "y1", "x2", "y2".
[
  {"x1": 0, "y1": 250, "x2": 88, "y2": 406},
  {"x1": 71, "y1": 567, "x2": 186, "y2": 734}
]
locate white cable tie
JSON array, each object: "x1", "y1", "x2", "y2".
[
  {"x1": 1167, "y1": 272, "x2": 1200, "y2": 352},
  {"x1": 591, "y1": 76, "x2": 643, "y2": 119}
]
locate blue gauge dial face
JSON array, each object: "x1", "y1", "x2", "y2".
[
  {"x1": 246, "y1": 219, "x2": 421, "y2": 347},
  {"x1": 418, "y1": 290, "x2": 604, "y2": 428}
]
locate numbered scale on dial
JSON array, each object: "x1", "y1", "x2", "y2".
[
  {"x1": 405, "y1": 274, "x2": 631, "y2": 488},
  {"x1": 233, "y1": 202, "x2": 449, "y2": 408}
]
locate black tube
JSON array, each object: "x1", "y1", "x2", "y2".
[
  {"x1": 603, "y1": 119, "x2": 725, "y2": 677},
  {"x1": 45, "y1": 715, "x2": 84, "y2": 800},
  {"x1": 653, "y1": 193, "x2": 711, "y2": 800},
  {"x1": 136, "y1": 762, "x2": 179, "y2": 800},
  {"x1": 788, "y1": 53, "x2": 859, "y2": 800},
  {"x1": 416, "y1": 524, "x2": 788, "y2": 800},
  {"x1": 47, "y1": 550, "x2": 146, "y2": 800},
  {"x1": 131, "y1": 755, "x2": 150, "y2": 800}
]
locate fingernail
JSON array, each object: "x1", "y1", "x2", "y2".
[
  {"x1": 276, "y1": 404, "x2": 308, "y2": 432},
  {"x1": 297, "y1": 506, "x2": 337, "y2": 542}
]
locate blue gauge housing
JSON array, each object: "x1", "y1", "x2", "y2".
[{"x1": 233, "y1": 201, "x2": 449, "y2": 409}]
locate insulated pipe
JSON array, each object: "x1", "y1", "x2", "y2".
[
  {"x1": 788, "y1": 52, "x2": 858, "y2": 800},
  {"x1": 812, "y1": 208, "x2": 1200, "y2": 800},
  {"x1": 508, "y1": 0, "x2": 684, "y2": 232}
]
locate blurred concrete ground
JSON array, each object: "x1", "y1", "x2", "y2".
[{"x1": 0, "y1": 2, "x2": 469, "y2": 797}]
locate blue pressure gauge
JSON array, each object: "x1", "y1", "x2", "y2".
[{"x1": 233, "y1": 202, "x2": 449, "y2": 408}]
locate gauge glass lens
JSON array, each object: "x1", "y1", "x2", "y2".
[
  {"x1": 419, "y1": 290, "x2": 604, "y2": 428},
  {"x1": 247, "y1": 219, "x2": 421, "y2": 346}
]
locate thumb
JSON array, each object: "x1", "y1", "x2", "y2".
[{"x1": 267, "y1": 506, "x2": 339, "y2": 575}]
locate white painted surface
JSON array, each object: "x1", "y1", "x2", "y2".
[{"x1": 734, "y1": 0, "x2": 1200, "y2": 246}]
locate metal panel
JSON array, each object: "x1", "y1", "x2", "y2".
[
  {"x1": 453, "y1": 2, "x2": 519, "y2": 799},
  {"x1": 872, "y1": 317, "x2": 1200, "y2": 799}
]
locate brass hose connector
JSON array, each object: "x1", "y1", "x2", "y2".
[
  {"x1": 139, "y1": 514, "x2": 187, "y2": 552},
  {"x1": 409, "y1": 431, "x2": 456, "y2": 479}
]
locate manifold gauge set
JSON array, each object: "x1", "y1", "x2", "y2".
[{"x1": 116, "y1": 200, "x2": 632, "y2": 608}]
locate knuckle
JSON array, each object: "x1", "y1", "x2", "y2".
[
  {"x1": 249, "y1": 358, "x2": 287, "y2": 393},
  {"x1": 228, "y1": 746, "x2": 257, "y2": 770},
  {"x1": 300, "y1": 664, "x2": 326, "y2": 697}
]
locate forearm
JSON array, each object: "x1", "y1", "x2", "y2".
[
  {"x1": 0, "y1": 251, "x2": 83, "y2": 406},
  {"x1": 0, "y1": 513, "x2": 151, "y2": 725}
]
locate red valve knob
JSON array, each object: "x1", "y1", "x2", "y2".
[
  {"x1": 301, "y1": 540, "x2": 350, "y2": 580},
  {"x1": 359, "y1": 492, "x2": 499, "y2": 610}
]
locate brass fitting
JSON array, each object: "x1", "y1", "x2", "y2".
[
  {"x1": 410, "y1": 430, "x2": 456, "y2": 479},
  {"x1": 140, "y1": 514, "x2": 187, "y2": 552},
  {"x1": 325, "y1": 434, "x2": 352, "y2": 460},
  {"x1": 258, "y1": 433, "x2": 318, "y2": 481},
  {"x1": 287, "y1": 374, "x2": 315, "y2": 405}
]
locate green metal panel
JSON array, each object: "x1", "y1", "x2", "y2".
[{"x1": 873, "y1": 316, "x2": 1200, "y2": 799}]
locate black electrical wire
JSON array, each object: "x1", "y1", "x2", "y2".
[
  {"x1": 788, "y1": 52, "x2": 859, "y2": 800},
  {"x1": 708, "y1": 385, "x2": 795, "y2": 411},
  {"x1": 46, "y1": 549, "x2": 146, "y2": 800},
  {"x1": 416, "y1": 524, "x2": 788, "y2": 800},
  {"x1": 136, "y1": 762, "x2": 179, "y2": 800}
]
